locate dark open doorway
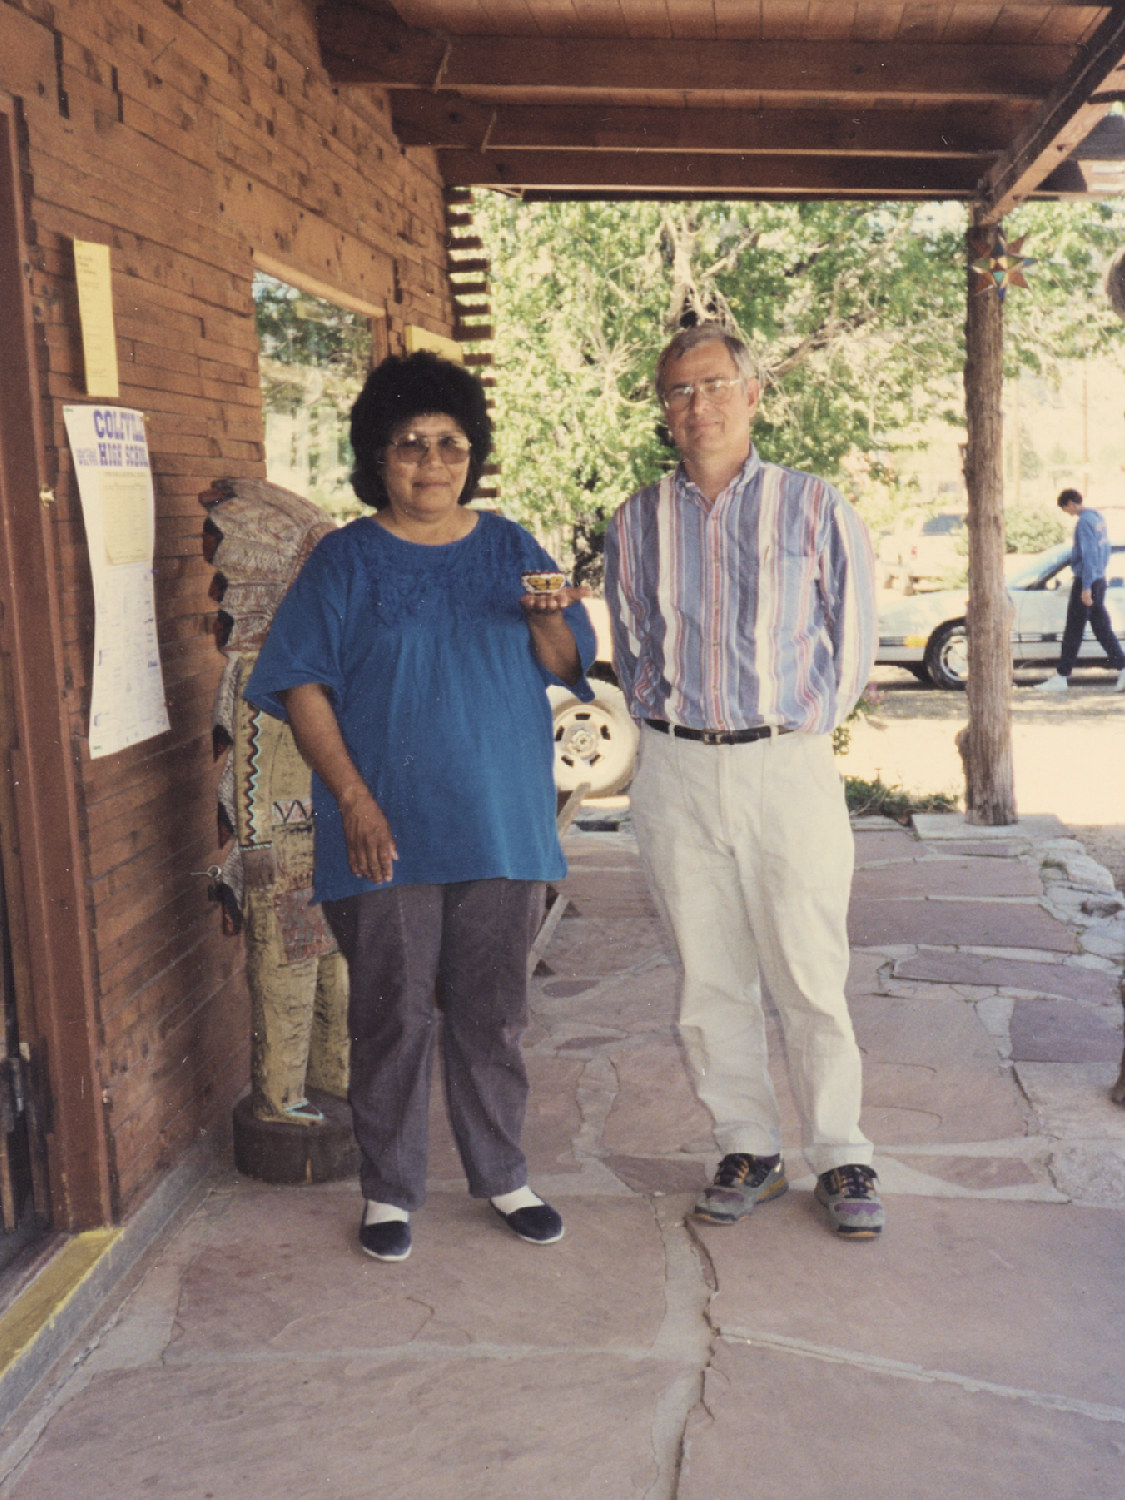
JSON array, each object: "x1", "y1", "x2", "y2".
[{"x1": 0, "y1": 851, "x2": 46, "y2": 1274}]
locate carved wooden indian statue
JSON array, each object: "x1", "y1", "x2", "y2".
[{"x1": 200, "y1": 478, "x2": 352, "y2": 1178}]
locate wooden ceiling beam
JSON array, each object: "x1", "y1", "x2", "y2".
[
  {"x1": 390, "y1": 93, "x2": 1026, "y2": 157},
  {"x1": 1036, "y1": 159, "x2": 1104, "y2": 194},
  {"x1": 830, "y1": 2, "x2": 1109, "y2": 6},
  {"x1": 317, "y1": 7, "x2": 1067, "y2": 101},
  {"x1": 1038, "y1": 117, "x2": 1125, "y2": 195},
  {"x1": 979, "y1": 3, "x2": 1125, "y2": 216},
  {"x1": 802, "y1": 1, "x2": 1115, "y2": 6},
  {"x1": 436, "y1": 148, "x2": 982, "y2": 197}
]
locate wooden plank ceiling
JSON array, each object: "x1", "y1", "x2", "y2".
[{"x1": 316, "y1": 2, "x2": 1125, "y2": 213}]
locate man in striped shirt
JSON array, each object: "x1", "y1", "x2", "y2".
[{"x1": 605, "y1": 324, "x2": 883, "y2": 1239}]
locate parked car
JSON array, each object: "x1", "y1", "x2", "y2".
[
  {"x1": 547, "y1": 597, "x2": 638, "y2": 797},
  {"x1": 881, "y1": 509, "x2": 968, "y2": 592},
  {"x1": 876, "y1": 540, "x2": 1125, "y2": 689}
]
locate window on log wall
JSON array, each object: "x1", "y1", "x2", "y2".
[{"x1": 253, "y1": 270, "x2": 378, "y2": 522}]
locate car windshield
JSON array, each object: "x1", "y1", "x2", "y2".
[{"x1": 1006, "y1": 544, "x2": 1071, "y2": 590}]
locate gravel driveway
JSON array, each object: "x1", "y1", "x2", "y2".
[{"x1": 846, "y1": 665, "x2": 1125, "y2": 891}]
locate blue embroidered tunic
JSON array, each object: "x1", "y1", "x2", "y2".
[{"x1": 245, "y1": 511, "x2": 595, "y2": 903}]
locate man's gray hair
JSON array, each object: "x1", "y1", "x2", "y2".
[{"x1": 655, "y1": 324, "x2": 758, "y2": 400}]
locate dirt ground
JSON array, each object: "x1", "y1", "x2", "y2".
[{"x1": 847, "y1": 665, "x2": 1125, "y2": 892}]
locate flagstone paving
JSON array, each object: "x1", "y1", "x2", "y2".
[
  {"x1": 849, "y1": 895, "x2": 1079, "y2": 952},
  {"x1": 1009, "y1": 996, "x2": 1125, "y2": 1063},
  {"x1": 678, "y1": 1343, "x2": 1125, "y2": 1500},
  {"x1": 895, "y1": 950, "x2": 1121, "y2": 1003},
  {"x1": 2, "y1": 815, "x2": 1124, "y2": 1499}
]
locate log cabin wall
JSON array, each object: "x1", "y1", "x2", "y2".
[{"x1": 0, "y1": 0, "x2": 453, "y2": 1224}]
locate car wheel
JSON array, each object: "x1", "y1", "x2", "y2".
[
  {"x1": 924, "y1": 621, "x2": 969, "y2": 691},
  {"x1": 551, "y1": 683, "x2": 639, "y2": 797}
]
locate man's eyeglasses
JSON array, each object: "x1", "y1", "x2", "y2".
[
  {"x1": 387, "y1": 433, "x2": 473, "y2": 465},
  {"x1": 661, "y1": 376, "x2": 742, "y2": 412}
]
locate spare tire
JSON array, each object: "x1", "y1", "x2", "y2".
[{"x1": 549, "y1": 682, "x2": 638, "y2": 797}]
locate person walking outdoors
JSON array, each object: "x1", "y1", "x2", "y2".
[
  {"x1": 605, "y1": 323, "x2": 883, "y2": 1240},
  {"x1": 1035, "y1": 488, "x2": 1125, "y2": 693}
]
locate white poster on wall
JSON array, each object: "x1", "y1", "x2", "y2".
[{"x1": 63, "y1": 405, "x2": 170, "y2": 758}]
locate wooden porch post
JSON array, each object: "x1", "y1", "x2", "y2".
[{"x1": 961, "y1": 214, "x2": 1017, "y2": 825}]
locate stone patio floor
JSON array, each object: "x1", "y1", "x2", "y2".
[{"x1": 2, "y1": 812, "x2": 1124, "y2": 1499}]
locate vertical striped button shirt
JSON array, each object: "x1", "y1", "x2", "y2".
[{"x1": 604, "y1": 449, "x2": 877, "y2": 735}]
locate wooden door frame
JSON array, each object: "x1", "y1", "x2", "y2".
[{"x1": 0, "y1": 95, "x2": 112, "y2": 1231}]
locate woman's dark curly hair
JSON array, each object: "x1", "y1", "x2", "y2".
[{"x1": 349, "y1": 351, "x2": 492, "y2": 510}]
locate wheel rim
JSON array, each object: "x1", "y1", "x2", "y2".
[
  {"x1": 556, "y1": 708, "x2": 614, "y2": 771},
  {"x1": 939, "y1": 630, "x2": 968, "y2": 683},
  {"x1": 552, "y1": 695, "x2": 636, "y2": 795}
]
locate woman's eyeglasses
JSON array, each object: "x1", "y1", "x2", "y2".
[
  {"x1": 386, "y1": 433, "x2": 473, "y2": 465},
  {"x1": 661, "y1": 376, "x2": 742, "y2": 412}
]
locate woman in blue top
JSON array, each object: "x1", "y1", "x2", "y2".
[{"x1": 246, "y1": 352, "x2": 595, "y2": 1262}]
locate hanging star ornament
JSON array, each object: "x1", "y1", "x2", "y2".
[{"x1": 970, "y1": 229, "x2": 1036, "y2": 301}]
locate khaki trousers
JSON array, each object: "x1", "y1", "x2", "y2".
[{"x1": 629, "y1": 725, "x2": 872, "y2": 1176}]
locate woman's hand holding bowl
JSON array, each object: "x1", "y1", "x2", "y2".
[
  {"x1": 519, "y1": 582, "x2": 591, "y2": 615},
  {"x1": 518, "y1": 578, "x2": 590, "y2": 686}
]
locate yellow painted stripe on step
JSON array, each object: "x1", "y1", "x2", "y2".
[{"x1": 0, "y1": 1230, "x2": 122, "y2": 1373}]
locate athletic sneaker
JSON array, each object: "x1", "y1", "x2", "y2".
[
  {"x1": 1034, "y1": 673, "x2": 1068, "y2": 692},
  {"x1": 815, "y1": 1164, "x2": 885, "y2": 1239},
  {"x1": 693, "y1": 1153, "x2": 789, "y2": 1225}
]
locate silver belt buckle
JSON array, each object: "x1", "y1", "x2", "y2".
[{"x1": 700, "y1": 730, "x2": 725, "y2": 746}]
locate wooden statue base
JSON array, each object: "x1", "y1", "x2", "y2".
[{"x1": 232, "y1": 1089, "x2": 359, "y2": 1185}]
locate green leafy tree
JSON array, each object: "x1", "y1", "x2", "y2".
[
  {"x1": 1003, "y1": 200, "x2": 1125, "y2": 374},
  {"x1": 1003, "y1": 505, "x2": 1067, "y2": 555},
  {"x1": 471, "y1": 195, "x2": 1125, "y2": 581},
  {"x1": 473, "y1": 198, "x2": 967, "y2": 574}
]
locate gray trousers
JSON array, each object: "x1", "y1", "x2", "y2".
[{"x1": 323, "y1": 879, "x2": 544, "y2": 1211}]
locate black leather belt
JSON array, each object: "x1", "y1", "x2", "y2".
[{"x1": 645, "y1": 719, "x2": 790, "y2": 747}]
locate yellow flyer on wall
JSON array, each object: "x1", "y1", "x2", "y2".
[{"x1": 63, "y1": 405, "x2": 170, "y2": 758}]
